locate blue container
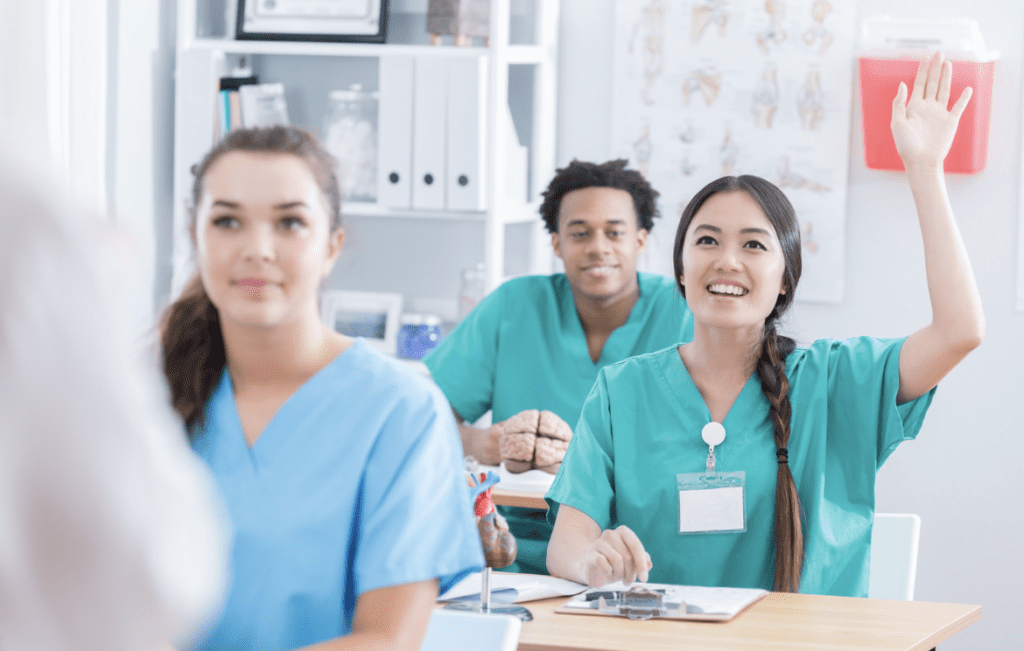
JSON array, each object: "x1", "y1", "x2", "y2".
[{"x1": 397, "y1": 314, "x2": 445, "y2": 360}]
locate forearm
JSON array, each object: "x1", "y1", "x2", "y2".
[
  {"x1": 547, "y1": 507, "x2": 600, "y2": 584},
  {"x1": 458, "y1": 421, "x2": 496, "y2": 465},
  {"x1": 547, "y1": 535, "x2": 590, "y2": 585},
  {"x1": 301, "y1": 631, "x2": 411, "y2": 651},
  {"x1": 300, "y1": 581, "x2": 438, "y2": 651},
  {"x1": 906, "y1": 164, "x2": 985, "y2": 348},
  {"x1": 451, "y1": 406, "x2": 502, "y2": 466}
]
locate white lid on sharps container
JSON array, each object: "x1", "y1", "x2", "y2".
[{"x1": 859, "y1": 15, "x2": 999, "y2": 62}]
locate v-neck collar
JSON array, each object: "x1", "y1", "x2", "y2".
[
  {"x1": 659, "y1": 347, "x2": 764, "y2": 440},
  {"x1": 559, "y1": 272, "x2": 650, "y2": 367},
  {"x1": 217, "y1": 339, "x2": 361, "y2": 468}
]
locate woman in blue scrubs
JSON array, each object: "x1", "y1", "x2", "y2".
[
  {"x1": 546, "y1": 53, "x2": 984, "y2": 595},
  {"x1": 160, "y1": 126, "x2": 483, "y2": 650}
]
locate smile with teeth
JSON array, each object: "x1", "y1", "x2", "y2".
[
  {"x1": 707, "y1": 283, "x2": 749, "y2": 297},
  {"x1": 584, "y1": 265, "x2": 616, "y2": 276}
]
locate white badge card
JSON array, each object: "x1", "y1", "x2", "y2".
[{"x1": 676, "y1": 471, "x2": 746, "y2": 535}]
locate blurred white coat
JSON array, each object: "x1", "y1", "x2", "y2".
[{"x1": 0, "y1": 157, "x2": 229, "y2": 651}]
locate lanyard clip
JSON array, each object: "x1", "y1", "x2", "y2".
[{"x1": 706, "y1": 445, "x2": 716, "y2": 472}]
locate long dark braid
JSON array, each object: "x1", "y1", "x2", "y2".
[
  {"x1": 755, "y1": 318, "x2": 803, "y2": 592},
  {"x1": 674, "y1": 175, "x2": 804, "y2": 592}
]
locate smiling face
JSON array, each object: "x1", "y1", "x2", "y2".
[
  {"x1": 678, "y1": 190, "x2": 788, "y2": 332},
  {"x1": 551, "y1": 186, "x2": 648, "y2": 305},
  {"x1": 192, "y1": 151, "x2": 343, "y2": 331}
]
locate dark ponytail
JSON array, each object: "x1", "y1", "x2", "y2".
[
  {"x1": 160, "y1": 275, "x2": 225, "y2": 436},
  {"x1": 674, "y1": 175, "x2": 804, "y2": 592},
  {"x1": 160, "y1": 126, "x2": 342, "y2": 435}
]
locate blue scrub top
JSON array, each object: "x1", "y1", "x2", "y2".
[
  {"x1": 191, "y1": 339, "x2": 483, "y2": 651},
  {"x1": 424, "y1": 272, "x2": 694, "y2": 573},
  {"x1": 547, "y1": 337, "x2": 935, "y2": 596}
]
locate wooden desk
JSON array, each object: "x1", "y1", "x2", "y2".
[
  {"x1": 511, "y1": 593, "x2": 980, "y2": 651},
  {"x1": 491, "y1": 488, "x2": 548, "y2": 510}
]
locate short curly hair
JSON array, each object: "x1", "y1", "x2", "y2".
[{"x1": 538, "y1": 159, "x2": 659, "y2": 234}]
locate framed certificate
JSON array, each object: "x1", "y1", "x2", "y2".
[{"x1": 237, "y1": 0, "x2": 388, "y2": 43}]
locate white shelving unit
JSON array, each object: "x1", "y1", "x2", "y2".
[{"x1": 171, "y1": 0, "x2": 560, "y2": 319}]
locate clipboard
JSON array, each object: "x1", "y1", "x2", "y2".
[{"x1": 556, "y1": 581, "x2": 768, "y2": 622}]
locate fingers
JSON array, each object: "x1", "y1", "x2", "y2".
[
  {"x1": 911, "y1": 54, "x2": 930, "y2": 99},
  {"x1": 951, "y1": 86, "x2": 973, "y2": 120},
  {"x1": 891, "y1": 81, "x2": 907, "y2": 125},
  {"x1": 586, "y1": 527, "x2": 651, "y2": 586},
  {"x1": 923, "y1": 51, "x2": 943, "y2": 100},
  {"x1": 937, "y1": 59, "x2": 952, "y2": 107},
  {"x1": 617, "y1": 526, "x2": 652, "y2": 583},
  {"x1": 585, "y1": 549, "x2": 616, "y2": 587}
]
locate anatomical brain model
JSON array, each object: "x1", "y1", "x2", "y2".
[{"x1": 500, "y1": 409, "x2": 573, "y2": 474}]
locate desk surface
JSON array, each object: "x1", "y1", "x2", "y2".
[
  {"x1": 511, "y1": 593, "x2": 981, "y2": 651},
  {"x1": 491, "y1": 488, "x2": 548, "y2": 510}
]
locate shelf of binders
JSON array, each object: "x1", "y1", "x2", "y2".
[{"x1": 173, "y1": 0, "x2": 560, "y2": 298}]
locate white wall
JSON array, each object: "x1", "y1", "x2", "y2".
[
  {"x1": 558, "y1": 1, "x2": 1023, "y2": 649},
  {"x1": 112, "y1": 0, "x2": 178, "y2": 322}
]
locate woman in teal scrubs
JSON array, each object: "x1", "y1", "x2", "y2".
[
  {"x1": 160, "y1": 126, "x2": 483, "y2": 650},
  {"x1": 425, "y1": 159, "x2": 694, "y2": 574},
  {"x1": 546, "y1": 53, "x2": 984, "y2": 595}
]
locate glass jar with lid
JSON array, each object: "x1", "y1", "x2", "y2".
[
  {"x1": 323, "y1": 83, "x2": 378, "y2": 202},
  {"x1": 397, "y1": 313, "x2": 446, "y2": 360}
]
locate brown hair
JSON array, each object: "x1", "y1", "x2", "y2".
[
  {"x1": 160, "y1": 126, "x2": 341, "y2": 435},
  {"x1": 672, "y1": 175, "x2": 805, "y2": 592}
]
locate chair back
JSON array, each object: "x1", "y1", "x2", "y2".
[
  {"x1": 419, "y1": 609, "x2": 522, "y2": 651},
  {"x1": 869, "y1": 513, "x2": 921, "y2": 601}
]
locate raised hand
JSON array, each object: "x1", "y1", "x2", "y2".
[{"x1": 891, "y1": 51, "x2": 972, "y2": 171}]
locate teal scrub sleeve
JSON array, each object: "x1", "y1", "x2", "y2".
[
  {"x1": 354, "y1": 385, "x2": 484, "y2": 597},
  {"x1": 422, "y1": 286, "x2": 505, "y2": 424},
  {"x1": 825, "y1": 337, "x2": 936, "y2": 467},
  {"x1": 545, "y1": 371, "x2": 616, "y2": 531}
]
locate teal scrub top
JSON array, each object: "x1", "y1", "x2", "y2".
[
  {"x1": 546, "y1": 337, "x2": 935, "y2": 597},
  {"x1": 424, "y1": 272, "x2": 694, "y2": 574},
  {"x1": 191, "y1": 339, "x2": 483, "y2": 651}
]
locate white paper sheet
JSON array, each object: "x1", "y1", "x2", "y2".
[{"x1": 439, "y1": 572, "x2": 588, "y2": 604}]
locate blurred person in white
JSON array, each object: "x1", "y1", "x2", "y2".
[{"x1": 0, "y1": 155, "x2": 229, "y2": 651}]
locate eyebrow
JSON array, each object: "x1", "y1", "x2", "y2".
[
  {"x1": 209, "y1": 200, "x2": 310, "y2": 210},
  {"x1": 564, "y1": 219, "x2": 628, "y2": 228},
  {"x1": 693, "y1": 224, "x2": 772, "y2": 236}
]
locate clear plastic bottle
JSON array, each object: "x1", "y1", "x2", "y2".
[
  {"x1": 323, "y1": 83, "x2": 378, "y2": 202},
  {"x1": 458, "y1": 263, "x2": 487, "y2": 321}
]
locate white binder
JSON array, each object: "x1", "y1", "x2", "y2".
[
  {"x1": 412, "y1": 57, "x2": 447, "y2": 210},
  {"x1": 446, "y1": 57, "x2": 488, "y2": 211},
  {"x1": 377, "y1": 56, "x2": 415, "y2": 209}
]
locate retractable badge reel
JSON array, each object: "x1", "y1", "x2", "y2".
[{"x1": 676, "y1": 422, "x2": 746, "y2": 535}]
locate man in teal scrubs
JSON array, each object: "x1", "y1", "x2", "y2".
[{"x1": 424, "y1": 159, "x2": 694, "y2": 574}]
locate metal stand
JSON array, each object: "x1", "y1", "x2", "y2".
[{"x1": 444, "y1": 567, "x2": 533, "y2": 622}]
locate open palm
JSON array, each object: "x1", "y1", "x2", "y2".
[{"x1": 890, "y1": 51, "x2": 972, "y2": 170}]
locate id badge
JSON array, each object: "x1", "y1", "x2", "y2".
[{"x1": 676, "y1": 471, "x2": 746, "y2": 535}]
